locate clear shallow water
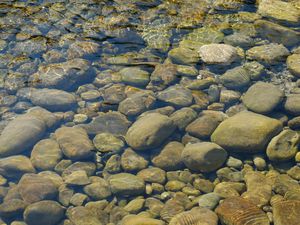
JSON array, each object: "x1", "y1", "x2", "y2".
[{"x1": 0, "y1": 0, "x2": 300, "y2": 225}]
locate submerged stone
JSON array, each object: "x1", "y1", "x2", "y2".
[
  {"x1": 0, "y1": 108, "x2": 57, "y2": 157},
  {"x1": 29, "y1": 58, "x2": 93, "y2": 90},
  {"x1": 54, "y1": 127, "x2": 94, "y2": 160},
  {"x1": 258, "y1": 0, "x2": 300, "y2": 26},
  {"x1": 29, "y1": 88, "x2": 76, "y2": 111},
  {"x1": 287, "y1": 53, "x2": 300, "y2": 78},
  {"x1": 125, "y1": 113, "x2": 176, "y2": 150},
  {"x1": 242, "y1": 82, "x2": 284, "y2": 114},
  {"x1": 157, "y1": 85, "x2": 193, "y2": 107},
  {"x1": 216, "y1": 197, "x2": 270, "y2": 225},
  {"x1": 246, "y1": 43, "x2": 289, "y2": 64},
  {"x1": 181, "y1": 142, "x2": 228, "y2": 173},
  {"x1": 77, "y1": 111, "x2": 131, "y2": 135},
  {"x1": 108, "y1": 173, "x2": 145, "y2": 196},
  {"x1": 273, "y1": 200, "x2": 300, "y2": 225},
  {"x1": 266, "y1": 129, "x2": 300, "y2": 161},
  {"x1": 24, "y1": 200, "x2": 64, "y2": 225},
  {"x1": 211, "y1": 111, "x2": 283, "y2": 153},
  {"x1": 255, "y1": 20, "x2": 300, "y2": 47},
  {"x1": 199, "y1": 44, "x2": 238, "y2": 65}
]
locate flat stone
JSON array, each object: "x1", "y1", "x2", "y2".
[
  {"x1": 287, "y1": 166, "x2": 300, "y2": 180},
  {"x1": 124, "y1": 198, "x2": 145, "y2": 214},
  {"x1": 157, "y1": 85, "x2": 193, "y2": 107},
  {"x1": 242, "y1": 82, "x2": 284, "y2": 114},
  {"x1": 266, "y1": 129, "x2": 300, "y2": 161},
  {"x1": 148, "y1": 63, "x2": 178, "y2": 91},
  {"x1": 102, "y1": 84, "x2": 126, "y2": 105},
  {"x1": 0, "y1": 199, "x2": 27, "y2": 218},
  {"x1": 64, "y1": 170, "x2": 90, "y2": 186},
  {"x1": 54, "y1": 127, "x2": 94, "y2": 160},
  {"x1": 211, "y1": 111, "x2": 283, "y2": 153},
  {"x1": 18, "y1": 174, "x2": 58, "y2": 203},
  {"x1": 186, "y1": 110, "x2": 227, "y2": 139},
  {"x1": 273, "y1": 174, "x2": 300, "y2": 195},
  {"x1": 151, "y1": 141, "x2": 184, "y2": 171},
  {"x1": 80, "y1": 90, "x2": 101, "y2": 101},
  {"x1": 93, "y1": 133, "x2": 124, "y2": 153},
  {"x1": 125, "y1": 113, "x2": 176, "y2": 150},
  {"x1": 220, "y1": 89, "x2": 241, "y2": 105},
  {"x1": 219, "y1": 66, "x2": 250, "y2": 90},
  {"x1": 120, "y1": 67, "x2": 150, "y2": 87},
  {"x1": 67, "y1": 41, "x2": 100, "y2": 59},
  {"x1": 67, "y1": 206, "x2": 103, "y2": 225},
  {"x1": 108, "y1": 173, "x2": 145, "y2": 196},
  {"x1": 198, "y1": 44, "x2": 238, "y2": 65},
  {"x1": 83, "y1": 177, "x2": 111, "y2": 200},
  {"x1": 273, "y1": 200, "x2": 300, "y2": 225},
  {"x1": 287, "y1": 54, "x2": 300, "y2": 78},
  {"x1": 169, "y1": 207, "x2": 218, "y2": 225},
  {"x1": 168, "y1": 47, "x2": 199, "y2": 65},
  {"x1": 137, "y1": 167, "x2": 166, "y2": 184},
  {"x1": 0, "y1": 109, "x2": 55, "y2": 157},
  {"x1": 255, "y1": 20, "x2": 300, "y2": 47},
  {"x1": 121, "y1": 148, "x2": 148, "y2": 172},
  {"x1": 29, "y1": 58, "x2": 93, "y2": 90},
  {"x1": 122, "y1": 215, "x2": 165, "y2": 225},
  {"x1": 118, "y1": 91, "x2": 156, "y2": 116},
  {"x1": 284, "y1": 94, "x2": 300, "y2": 115},
  {"x1": 29, "y1": 88, "x2": 76, "y2": 111},
  {"x1": 24, "y1": 200, "x2": 64, "y2": 225},
  {"x1": 181, "y1": 142, "x2": 228, "y2": 173},
  {"x1": 242, "y1": 171, "x2": 272, "y2": 207},
  {"x1": 0, "y1": 155, "x2": 35, "y2": 179},
  {"x1": 216, "y1": 197, "x2": 270, "y2": 225},
  {"x1": 30, "y1": 139, "x2": 63, "y2": 171},
  {"x1": 258, "y1": 0, "x2": 300, "y2": 26},
  {"x1": 170, "y1": 107, "x2": 197, "y2": 130},
  {"x1": 77, "y1": 111, "x2": 131, "y2": 135},
  {"x1": 198, "y1": 193, "x2": 222, "y2": 210},
  {"x1": 246, "y1": 43, "x2": 289, "y2": 65}
]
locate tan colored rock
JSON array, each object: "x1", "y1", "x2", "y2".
[
  {"x1": 54, "y1": 127, "x2": 94, "y2": 160},
  {"x1": 273, "y1": 200, "x2": 300, "y2": 225},
  {"x1": 199, "y1": 44, "x2": 238, "y2": 65},
  {"x1": 242, "y1": 171, "x2": 272, "y2": 207},
  {"x1": 216, "y1": 197, "x2": 270, "y2": 225},
  {"x1": 258, "y1": 0, "x2": 300, "y2": 26},
  {"x1": 211, "y1": 111, "x2": 282, "y2": 153},
  {"x1": 169, "y1": 207, "x2": 218, "y2": 225},
  {"x1": 287, "y1": 54, "x2": 300, "y2": 77},
  {"x1": 125, "y1": 113, "x2": 176, "y2": 150},
  {"x1": 122, "y1": 215, "x2": 165, "y2": 225}
]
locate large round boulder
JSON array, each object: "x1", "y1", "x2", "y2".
[{"x1": 211, "y1": 111, "x2": 282, "y2": 153}]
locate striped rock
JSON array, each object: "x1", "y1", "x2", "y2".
[
  {"x1": 273, "y1": 200, "x2": 300, "y2": 225},
  {"x1": 215, "y1": 197, "x2": 270, "y2": 225},
  {"x1": 169, "y1": 207, "x2": 218, "y2": 225},
  {"x1": 160, "y1": 199, "x2": 185, "y2": 222}
]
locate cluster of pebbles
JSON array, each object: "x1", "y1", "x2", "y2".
[{"x1": 0, "y1": 0, "x2": 300, "y2": 224}]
